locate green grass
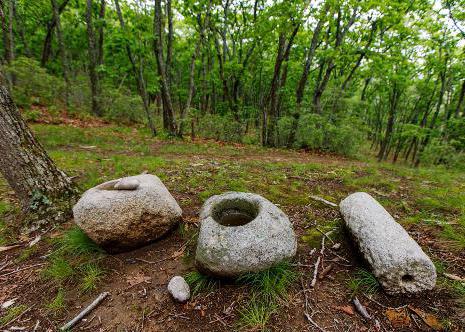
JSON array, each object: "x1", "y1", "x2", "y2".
[
  {"x1": 46, "y1": 288, "x2": 66, "y2": 315},
  {"x1": 43, "y1": 257, "x2": 74, "y2": 282},
  {"x1": 79, "y1": 263, "x2": 105, "y2": 293},
  {"x1": 0, "y1": 304, "x2": 28, "y2": 325},
  {"x1": 184, "y1": 271, "x2": 219, "y2": 296},
  {"x1": 237, "y1": 261, "x2": 298, "y2": 301},
  {"x1": 348, "y1": 268, "x2": 380, "y2": 296},
  {"x1": 237, "y1": 296, "x2": 277, "y2": 331},
  {"x1": 54, "y1": 226, "x2": 104, "y2": 256}
]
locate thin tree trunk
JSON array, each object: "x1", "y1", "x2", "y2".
[
  {"x1": 85, "y1": 0, "x2": 103, "y2": 116},
  {"x1": 153, "y1": 0, "x2": 176, "y2": 135},
  {"x1": 97, "y1": 0, "x2": 105, "y2": 67},
  {"x1": 7, "y1": 0, "x2": 14, "y2": 62},
  {"x1": 114, "y1": 0, "x2": 156, "y2": 136},
  {"x1": 40, "y1": 0, "x2": 70, "y2": 66},
  {"x1": 0, "y1": 1, "x2": 11, "y2": 64},
  {"x1": 455, "y1": 80, "x2": 465, "y2": 118},
  {"x1": 0, "y1": 84, "x2": 76, "y2": 218},
  {"x1": 51, "y1": 0, "x2": 70, "y2": 106}
]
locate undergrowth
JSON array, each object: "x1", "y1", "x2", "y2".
[
  {"x1": 348, "y1": 268, "x2": 380, "y2": 296},
  {"x1": 184, "y1": 271, "x2": 220, "y2": 296}
]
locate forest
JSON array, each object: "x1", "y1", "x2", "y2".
[
  {"x1": 0, "y1": 0, "x2": 464, "y2": 331},
  {"x1": 0, "y1": 0, "x2": 464, "y2": 166}
]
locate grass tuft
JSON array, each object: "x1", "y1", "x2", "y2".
[
  {"x1": 46, "y1": 288, "x2": 66, "y2": 315},
  {"x1": 184, "y1": 271, "x2": 219, "y2": 296},
  {"x1": 348, "y1": 268, "x2": 380, "y2": 295},
  {"x1": 79, "y1": 263, "x2": 105, "y2": 293},
  {"x1": 43, "y1": 257, "x2": 74, "y2": 282},
  {"x1": 55, "y1": 227, "x2": 104, "y2": 256},
  {"x1": 237, "y1": 261, "x2": 298, "y2": 301},
  {"x1": 237, "y1": 296, "x2": 277, "y2": 331}
]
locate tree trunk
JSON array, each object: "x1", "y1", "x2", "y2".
[
  {"x1": 97, "y1": 0, "x2": 105, "y2": 67},
  {"x1": 455, "y1": 80, "x2": 465, "y2": 118},
  {"x1": 51, "y1": 0, "x2": 70, "y2": 106},
  {"x1": 114, "y1": 0, "x2": 156, "y2": 137},
  {"x1": 7, "y1": 0, "x2": 14, "y2": 62},
  {"x1": 85, "y1": 0, "x2": 103, "y2": 116},
  {"x1": 0, "y1": 84, "x2": 76, "y2": 219},
  {"x1": 153, "y1": 0, "x2": 176, "y2": 135},
  {"x1": 40, "y1": 0, "x2": 70, "y2": 66}
]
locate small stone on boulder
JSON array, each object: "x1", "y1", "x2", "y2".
[
  {"x1": 168, "y1": 276, "x2": 190, "y2": 302},
  {"x1": 195, "y1": 192, "x2": 297, "y2": 277},
  {"x1": 114, "y1": 177, "x2": 140, "y2": 190},
  {"x1": 73, "y1": 174, "x2": 182, "y2": 253}
]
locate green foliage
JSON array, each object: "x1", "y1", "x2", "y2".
[
  {"x1": 197, "y1": 114, "x2": 244, "y2": 142},
  {"x1": 294, "y1": 114, "x2": 363, "y2": 156},
  {"x1": 4, "y1": 57, "x2": 64, "y2": 108},
  {"x1": 348, "y1": 268, "x2": 380, "y2": 296},
  {"x1": 184, "y1": 271, "x2": 219, "y2": 296}
]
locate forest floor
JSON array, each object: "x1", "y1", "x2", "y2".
[{"x1": 0, "y1": 112, "x2": 464, "y2": 331}]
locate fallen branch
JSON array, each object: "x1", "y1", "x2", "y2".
[
  {"x1": 309, "y1": 195, "x2": 338, "y2": 208},
  {"x1": 301, "y1": 277, "x2": 326, "y2": 332},
  {"x1": 444, "y1": 273, "x2": 465, "y2": 282},
  {"x1": 353, "y1": 297, "x2": 371, "y2": 320},
  {"x1": 310, "y1": 256, "x2": 321, "y2": 288},
  {"x1": 0, "y1": 244, "x2": 21, "y2": 252},
  {"x1": 60, "y1": 292, "x2": 110, "y2": 331}
]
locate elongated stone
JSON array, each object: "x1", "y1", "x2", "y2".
[{"x1": 340, "y1": 192, "x2": 436, "y2": 294}]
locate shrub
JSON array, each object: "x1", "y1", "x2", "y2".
[{"x1": 3, "y1": 57, "x2": 64, "y2": 108}]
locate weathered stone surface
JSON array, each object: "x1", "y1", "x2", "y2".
[
  {"x1": 168, "y1": 276, "x2": 190, "y2": 302},
  {"x1": 195, "y1": 192, "x2": 297, "y2": 277},
  {"x1": 114, "y1": 177, "x2": 140, "y2": 190},
  {"x1": 340, "y1": 192, "x2": 436, "y2": 294},
  {"x1": 73, "y1": 174, "x2": 182, "y2": 252}
]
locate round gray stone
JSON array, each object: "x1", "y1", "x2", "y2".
[
  {"x1": 340, "y1": 192, "x2": 436, "y2": 294},
  {"x1": 168, "y1": 276, "x2": 190, "y2": 302},
  {"x1": 73, "y1": 174, "x2": 182, "y2": 253},
  {"x1": 195, "y1": 192, "x2": 297, "y2": 278}
]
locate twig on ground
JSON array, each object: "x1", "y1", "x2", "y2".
[
  {"x1": 60, "y1": 292, "x2": 110, "y2": 331},
  {"x1": 316, "y1": 228, "x2": 335, "y2": 244},
  {"x1": 0, "y1": 244, "x2": 21, "y2": 252},
  {"x1": 310, "y1": 257, "x2": 321, "y2": 288},
  {"x1": 301, "y1": 277, "x2": 326, "y2": 332},
  {"x1": 352, "y1": 297, "x2": 371, "y2": 320},
  {"x1": 309, "y1": 195, "x2": 338, "y2": 208},
  {"x1": 318, "y1": 264, "x2": 333, "y2": 280},
  {"x1": 0, "y1": 262, "x2": 47, "y2": 278}
]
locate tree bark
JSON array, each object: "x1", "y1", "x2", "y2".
[
  {"x1": 0, "y1": 84, "x2": 76, "y2": 219},
  {"x1": 0, "y1": 1, "x2": 12, "y2": 64},
  {"x1": 455, "y1": 80, "x2": 465, "y2": 118},
  {"x1": 85, "y1": 0, "x2": 103, "y2": 116}
]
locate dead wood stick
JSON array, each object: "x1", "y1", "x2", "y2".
[
  {"x1": 0, "y1": 262, "x2": 47, "y2": 278},
  {"x1": 352, "y1": 297, "x2": 371, "y2": 320},
  {"x1": 60, "y1": 292, "x2": 110, "y2": 331},
  {"x1": 309, "y1": 195, "x2": 338, "y2": 208},
  {"x1": 318, "y1": 264, "x2": 333, "y2": 280},
  {"x1": 310, "y1": 256, "x2": 321, "y2": 288}
]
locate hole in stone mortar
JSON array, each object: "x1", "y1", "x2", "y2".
[
  {"x1": 402, "y1": 274, "x2": 414, "y2": 283},
  {"x1": 212, "y1": 198, "x2": 259, "y2": 227}
]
